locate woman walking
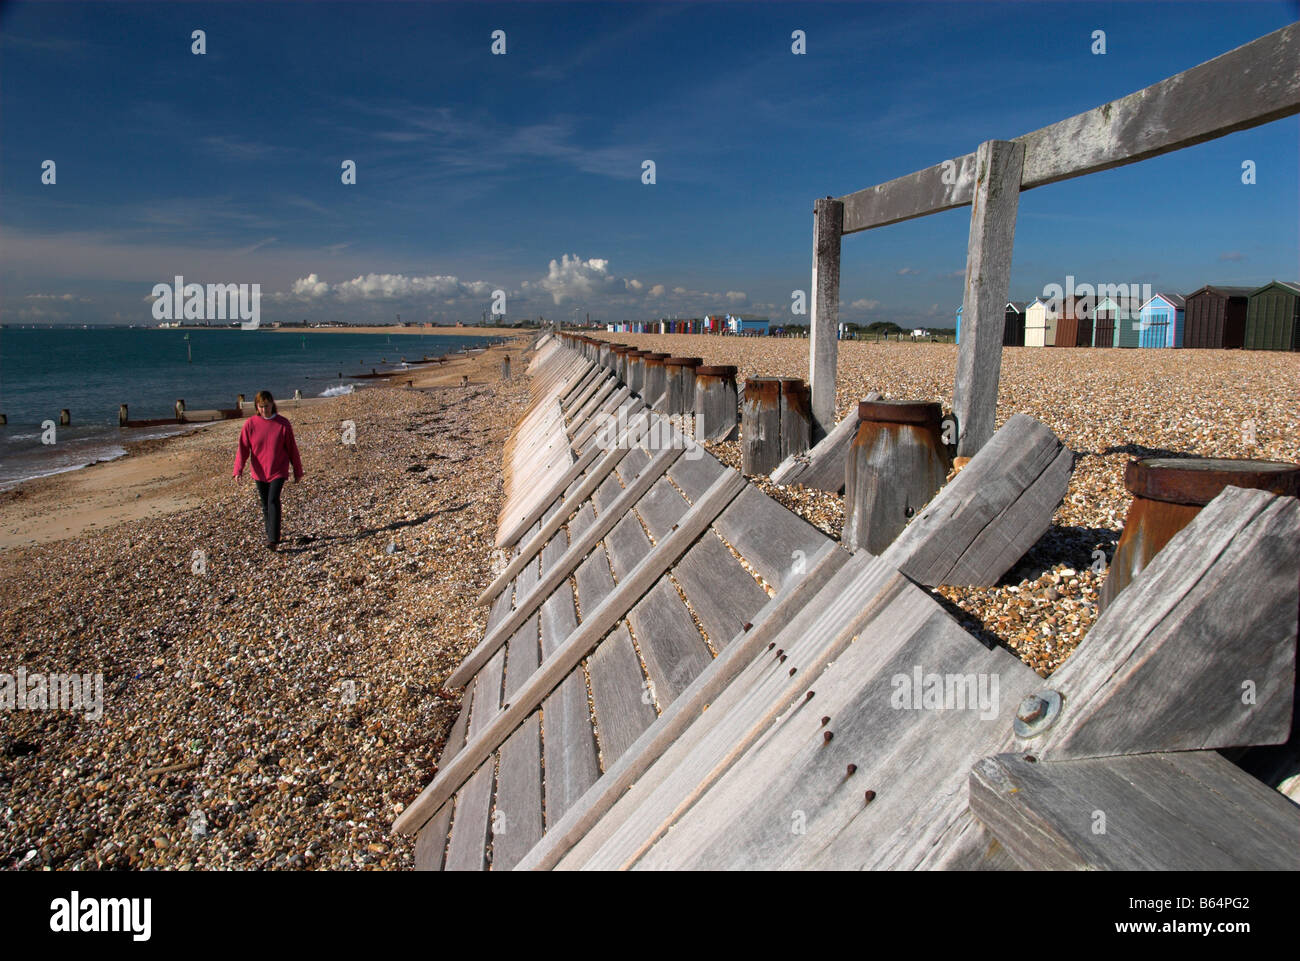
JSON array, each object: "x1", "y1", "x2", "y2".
[{"x1": 232, "y1": 390, "x2": 303, "y2": 549}]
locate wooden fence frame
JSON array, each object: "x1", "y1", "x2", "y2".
[{"x1": 808, "y1": 23, "x2": 1300, "y2": 453}]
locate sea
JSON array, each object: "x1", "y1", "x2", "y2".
[{"x1": 0, "y1": 326, "x2": 505, "y2": 489}]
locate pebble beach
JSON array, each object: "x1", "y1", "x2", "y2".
[{"x1": 1, "y1": 331, "x2": 1297, "y2": 870}]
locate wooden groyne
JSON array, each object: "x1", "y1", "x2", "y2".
[{"x1": 393, "y1": 331, "x2": 1299, "y2": 870}]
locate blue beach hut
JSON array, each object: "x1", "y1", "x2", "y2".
[{"x1": 1138, "y1": 293, "x2": 1186, "y2": 348}]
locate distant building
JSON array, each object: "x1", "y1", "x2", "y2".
[
  {"x1": 1244, "y1": 281, "x2": 1300, "y2": 351},
  {"x1": 1024, "y1": 297, "x2": 1061, "y2": 347},
  {"x1": 1183, "y1": 285, "x2": 1252, "y2": 349},
  {"x1": 726, "y1": 314, "x2": 769, "y2": 336},
  {"x1": 1138, "y1": 293, "x2": 1186, "y2": 349}
]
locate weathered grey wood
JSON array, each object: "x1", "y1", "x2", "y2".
[
  {"x1": 588, "y1": 623, "x2": 658, "y2": 764},
  {"x1": 671, "y1": 530, "x2": 771, "y2": 651},
  {"x1": 449, "y1": 445, "x2": 684, "y2": 688},
  {"x1": 714, "y1": 484, "x2": 830, "y2": 593},
  {"x1": 809, "y1": 198, "x2": 844, "y2": 439},
  {"x1": 741, "y1": 379, "x2": 783, "y2": 476},
  {"x1": 628, "y1": 578, "x2": 714, "y2": 706},
  {"x1": 414, "y1": 679, "x2": 475, "y2": 871},
  {"x1": 970, "y1": 751, "x2": 1300, "y2": 871},
  {"x1": 626, "y1": 578, "x2": 1039, "y2": 870},
  {"x1": 770, "y1": 392, "x2": 878, "y2": 491},
  {"x1": 393, "y1": 469, "x2": 747, "y2": 835},
  {"x1": 952, "y1": 140, "x2": 1024, "y2": 458},
  {"x1": 694, "y1": 370, "x2": 739, "y2": 443},
  {"x1": 570, "y1": 386, "x2": 635, "y2": 452},
  {"x1": 1025, "y1": 486, "x2": 1299, "y2": 761},
  {"x1": 633, "y1": 477, "x2": 690, "y2": 542},
  {"x1": 479, "y1": 438, "x2": 635, "y2": 605},
  {"x1": 667, "y1": 448, "x2": 727, "y2": 502},
  {"x1": 516, "y1": 540, "x2": 850, "y2": 870},
  {"x1": 444, "y1": 644, "x2": 504, "y2": 871},
  {"x1": 838, "y1": 24, "x2": 1300, "y2": 233},
  {"x1": 779, "y1": 379, "x2": 811, "y2": 461},
  {"x1": 842, "y1": 407, "x2": 950, "y2": 555},
  {"x1": 491, "y1": 713, "x2": 544, "y2": 870},
  {"x1": 497, "y1": 429, "x2": 597, "y2": 549},
  {"x1": 880, "y1": 413, "x2": 1073, "y2": 585}
]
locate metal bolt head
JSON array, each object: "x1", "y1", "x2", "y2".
[
  {"x1": 1013, "y1": 689, "x2": 1063, "y2": 740},
  {"x1": 1016, "y1": 694, "x2": 1047, "y2": 724}
]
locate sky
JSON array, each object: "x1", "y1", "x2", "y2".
[{"x1": 1, "y1": 0, "x2": 1297, "y2": 328}]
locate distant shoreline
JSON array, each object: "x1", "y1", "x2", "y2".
[{"x1": 271, "y1": 326, "x2": 525, "y2": 336}]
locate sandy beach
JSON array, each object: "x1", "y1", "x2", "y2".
[{"x1": 0, "y1": 338, "x2": 528, "y2": 869}]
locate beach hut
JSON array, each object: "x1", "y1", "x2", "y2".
[
  {"x1": 1024, "y1": 297, "x2": 1059, "y2": 347},
  {"x1": 1138, "y1": 293, "x2": 1186, "y2": 348},
  {"x1": 1243, "y1": 280, "x2": 1300, "y2": 351},
  {"x1": 1054, "y1": 295, "x2": 1093, "y2": 348},
  {"x1": 955, "y1": 305, "x2": 962, "y2": 344},
  {"x1": 1183, "y1": 285, "x2": 1252, "y2": 349},
  {"x1": 1003, "y1": 302, "x2": 1027, "y2": 346},
  {"x1": 726, "y1": 314, "x2": 770, "y2": 336},
  {"x1": 1091, "y1": 295, "x2": 1133, "y2": 347}
]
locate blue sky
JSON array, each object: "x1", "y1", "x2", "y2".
[{"x1": 2, "y1": 0, "x2": 1297, "y2": 327}]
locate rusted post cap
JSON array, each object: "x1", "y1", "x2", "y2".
[
  {"x1": 857, "y1": 399, "x2": 943, "y2": 426},
  {"x1": 778, "y1": 377, "x2": 808, "y2": 395},
  {"x1": 1123, "y1": 457, "x2": 1300, "y2": 506},
  {"x1": 643, "y1": 353, "x2": 669, "y2": 365},
  {"x1": 663, "y1": 356, "x2": 703, "y2": 367},
  {"x1": 743, "y1": 378, "x2": 782, "y2": 400},
  {"x1": 610, "y1": 345, "x2": 632, "y2": 354},
  {"x1": 627, "y1": 350, "x2": 651, "y2": 358},
  {"x1": 696, "y1": 365, "x2": 738, "y2": 378}
]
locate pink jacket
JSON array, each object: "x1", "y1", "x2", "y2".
[{"x1": 233, "y1": 413, "x2": 304, "y2": 482}]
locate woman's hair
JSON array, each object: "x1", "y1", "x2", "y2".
[{"x1": 255, "y1": 390, "x2": 277, "y2": 415}]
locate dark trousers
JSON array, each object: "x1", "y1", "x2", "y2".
[{"x1": 255, "y1": 478, "x2": 285, "y2": 543}]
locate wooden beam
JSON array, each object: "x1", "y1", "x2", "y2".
[
  {"x1": 809, "y1": 198, "x2": 844, "y2": 439},
  {"x1": 952, "y1": 139, "x2": 1024, "y2": 458},
  {"x1": 880, "y1": 413, "x2": 1073, "y2": 586},
  {"x1": 394, "y1": 469, "x2": 747, "y2": 835},
  {"x1": 450, "y1": 444, "x2": 685, "y2": 689},
  {"x1": 838, "y1": 23, "x2": 1300, "y2": 233},
  {"x1": 970, "y1": 751, "x2": 1300, "y2": 870},
  {"x1": 1028, "y1": 486, "x2": 1299, "y2": 761},
  {"x1": 770, "y1": 392, "x2": 878, "y2": 492}
]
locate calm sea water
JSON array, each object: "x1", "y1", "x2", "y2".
[{"x1": 0, "y1": 327, "x2": 504, "y2": 488}]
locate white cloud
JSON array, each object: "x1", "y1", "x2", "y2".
[
  {"x1": 725, "y1": 290, "x2": 747, "y2": 303},
  {"x1": 648, "y1": 284, "x2": 666, "y2": 298},
  {"x1": 897, "y1": 267, "x2": 921, "y2": 276},
  {"x1": 850, "y1": 298, "x2": 880, "y2": 310},
  {"x1": 539, "y1": 254, "x2": 624, "y2": 305},
  {"x1": 625, "y1": 278, "x2": 644, "y2": 291},
  {"x1": 291, "y1": 273, "x2": 331, "y2": 298},
  {"x1": 26, "y1": 293, "x2": 80, "y2": 301}
]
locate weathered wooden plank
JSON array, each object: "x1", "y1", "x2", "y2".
[
  {"x1": 667, "y1": 448, "x2": 727, "y2": 502},
  {"x1": 538, "y1": 525, "x2": 602, "y2": 826},
  {"x1": 394, "y1": 469, "x2": 747, "y2": 834},
  {"x1": 480, "y1": 439, "x2": 634, "y2": 604},
  {"x1": 491, "y1": 714, "x2": 545, "y2": 870},
  {"x1": 1027, "y1": 486, "x2": 1299, "y2": 761},
  {"x1": 442, "y1": 760, "x2": 495, "y2": 871},
  {"x1": 449, "y1": 445, "x2": 684, "y2": 688},
  {"x1": 809, "y1": 198, "x2": 844, "y2": 438},
  {"x1": 713, "y1": 484, "x2": 830, "y2": 592},
  {"x1": 588, "y1": 623, "x2": 658, "y2": 765},
  {"x1": 880, "y1": 413, "x2": 1073, "y2": 586},
  {"x1": 413, "y1": 677, "x2": 474, "y2": 872},
  {"x1": 838, "y1": 24, "x2": 1300, "y2": 233},
  {"x1": 628, "y1": 585, "x2": 1039, "y2": 870},
  {"x1": 770, "y1": 398, "x2": 874, "y2": 492},
  {"x1": 603, "y1": 511, "x2": 655, "y2": 581},
  {"x1": 632, "y1": 477, "x2": 690, "y2": 542},
  {"x1": 741, "y1": 379, "x2": 783, "y2": 476},
  {"x1": 952, "y1": 140, "x2": 1024, "y2": 458},
  {"x1": 518, "y1": 540, "x2": 850, "y2": 870},
  {"x1": 671, "y1": 530, "x2": 771, "y2": 651},
  {"x1": 628, "y1": 578, "x2": 714, "y2": 707},
  {"x1": 970, "y1": 750, "x2": 1300, "y2": 871}
]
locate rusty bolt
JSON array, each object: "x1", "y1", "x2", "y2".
[
  {"x1": 1016, "y1": 694, "x2": 1048, "y2": 724},
  {"x1": 823, "y1": 731, "x2": 834, "y2": 744},
  {"x1": 805, "y1": 691, "x2": 815, "y2": 701},
  {"x1": 864, "y1": 790, "x2": 876, "y2": 805},
  {"x1": 778, "y1": 654, "x2": 787, "y2": 664},
  {"x1": 820, "y1": 716, "x2": 830, "y2": 726},
  {"x1": 846, "y1": 764, "x2": 857, "y2": 776},
  {"x1": 1024, "y1": 754, "x2": 1037, "y2": 763},
  {"x1": 743, "y1": 622, "x2": 753, "y2": 632},
  {"x1": 775, "y1": 649, "x2": 783, "y2": 658},
  {"x1": 788, "y1": 667, "x2": 797, "y2": 676},
  {"x1": 767, "y1": 642, "x2": 775, "y2": 651}
]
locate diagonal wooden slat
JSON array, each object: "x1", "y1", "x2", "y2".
[{"x1": 394, "y1": 468, "x2": 747, "y2": 835}]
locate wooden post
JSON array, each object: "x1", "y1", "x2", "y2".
[
  {"x1": 0, "y1": 414, "x2": 6, "y2": 426},
  {"x1": 642, "y1": 353, "x2": 669, "y2": 409},
  {"x1": 741, "y1": 378, "x2": 783, "y2": 475},
  {"x1": 843, "y1": 399, "x2": 950, "y2": 554},
  {"x1": 118, "y1": 404, "x2": 128, "y2": 427},
  {"x1": 694, "y1": 365, "x2": 739, "y2": 442},
  {"x1": 779, "y1": 378, "x2": 812, "y2": 461},
  {"x1": 501, "y1": 355, "x2": 512, "y2": 381},
  {"x1": 810, "y1": 197, "x2": 844, "y2": 443},
  {"x1": 173, "y1": 400, "x2": 184, "y2": 422},
  {"x1": 461, "y1": 375, "x2": 468, "y2": 388},
  {"x1": 952, "y1": 139, "x2": 1024, "y2": 458},
  {"x1": 237, "y1": 393, "x2": 245, "y2": 411},
  {"x1": 664, "y1": 357, "x2": 701, "y2": 415},
  {"x1": 627, "y1": 351, "x2": 647, "y2": 395},
  {"x1": 1098, "y1": 457, "x2": 1300, "y2": 612}
]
